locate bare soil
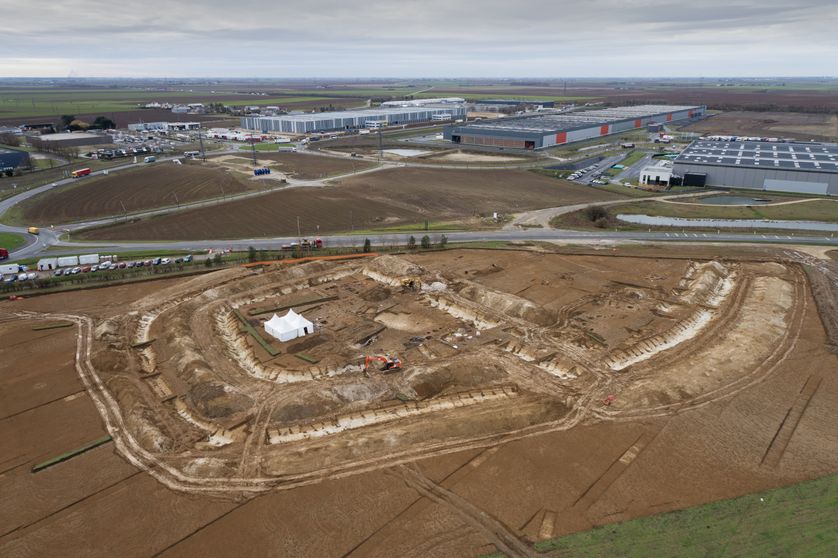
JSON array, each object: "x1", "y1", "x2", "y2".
[
  {"x1": 77, "y1": 168, "x2": 623, "y2": 241},
  {"x1": 250, "y1": 152, "x2": 377, "y2": 179},
  {"x1": 1, "y1": 246, "x2": 836, "y2": 557},
  {"x1": 682, "y1": 111, "x2": 838, "y2": 141},
  {"x1": 20, "y1": 163, "x2": 252, "y2": 224}
]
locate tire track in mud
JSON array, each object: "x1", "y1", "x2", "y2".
[
  {"x1": 761, "y1": 374, "x2": 823, "y2": 468},
  {"x1": 395, "y1": 463, "x2": 534, "y2": 558},
  {"x1": 343, "y1": 446, "x2": 500, "y2": 557}
]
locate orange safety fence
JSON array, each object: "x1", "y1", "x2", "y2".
[{"x1": 241, "y1": 252, "x2": 380, "y2": 268}]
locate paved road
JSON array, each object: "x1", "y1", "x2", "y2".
[
  {"x1": 35, "y1": 228, "x2": 838, "y2": 261},
  {"x1": 4, "y1": 145, "x2": 838, "y2": 264}
]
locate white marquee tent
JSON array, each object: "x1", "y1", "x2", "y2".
[{"x1": 264, "y1": 309, "x2": 314, "y2": 342}]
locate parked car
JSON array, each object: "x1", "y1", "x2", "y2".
[
  {"x1": 160, "y1": 258, "x2": 171, "y2": 265},
  {"x1": 81, "y1": 266, "x2": 92, "y2": 273},
  {"x1": 54, "y1": 268, "x2": 64, "y2": 276},
  {"x1": 4, "y1": 275, "x2": 16, "y2": 283},
  {"x1": 17, "y1": 273, "x2": 27, "y2": 281},
  {"x1": 152, "y1": 257, "x2": 162, "y2": 265},
  {"x1": 144, "y1": 259, "x2": 153, "y2": 266},
  {"x1": 127, "y1": 261, "x2": 136, "y2": 268},
  {"x1": 27, "y1": 272, "x2": 37, "y2": 280},
  {"x1": 118, "y1": 262, "x2": 127, "y2": 269},
  {"x1": 183, "y1": 255, "x2": 193, "y2": 263},
  {"x1": 70, "y1": 267, "x2": 81, "y2": 274}
]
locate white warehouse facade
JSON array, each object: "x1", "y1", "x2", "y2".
[{"x1": 241, "y1": 105, "x2": 466, "y2": 134}]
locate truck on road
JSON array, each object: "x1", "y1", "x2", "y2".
[
  {"x1": 0, "y1": 248, "x2": 8, "y2": 260},
  {"x1": 27, "y1": 226, "x2": 39, "y2": 235},
  {"x1": 143, "y1": 156, "x2": 157, "y2": 163},
  {"x1": 71, "y1": 168, "x2": 92, "y2": 178}
]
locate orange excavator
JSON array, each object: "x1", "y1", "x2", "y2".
[{"x1": 363, "y1": 354, "x2": 403, "y2": 374}]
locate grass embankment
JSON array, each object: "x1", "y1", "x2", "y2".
[
  {"x1": 239, "y1": 143, "x2": 293, "y2": 152},
  {"x1": 553, "y1": 199, "x2": 838, "y2": 231},
  {"x1": 535, "y1": 473, "x2": 838, "y2": 557},
  {"x1": 604, "y1": 150, "x2": 647, "y2": 176},
  {"x1": 615, "y1": 199, "x2": 838, "y2": 222},
  {"x1": 0, "y1": 231, "x2": 26, "y2": 251}
]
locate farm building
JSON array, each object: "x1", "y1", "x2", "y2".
[
  {"x1": 0, "y1": 147, "x2": 31, "y2": 170},
  {"x1": 241, "y1": 105, "x2": 467, "y2": 134},
  {"x1": 444, "y1": 104, "x2": 705, "y2": 150},
  {"x1": 673, "y1": 139, "x2": 838, "y2": 195}
]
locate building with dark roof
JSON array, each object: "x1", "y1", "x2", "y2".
[
  {"x1": 444, "y1": 104, "x2": 704, "y2": 150},
  {"x1": 0, "y1": 147, "x2": 30, "y2": 170},
  {"x1": 673, "y1": 139, "x2": 838, "y2": 195}
]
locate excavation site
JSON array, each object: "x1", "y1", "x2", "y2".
[{"x1": 11, "y1": 247, "x2": 830, "y2": 499}]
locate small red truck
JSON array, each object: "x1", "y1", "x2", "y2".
[{"x1": 0, "y1": 248, "x2": 9, "y2": 260}]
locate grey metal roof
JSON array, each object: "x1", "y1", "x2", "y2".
[
  {"x1": 675, "y1": 140, "x2": 838, "y2": 174},
  {"x1": 455, "y1": 105, "x2": 700, "y2": 134}
]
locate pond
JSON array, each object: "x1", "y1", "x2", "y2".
[
  {"x1": 694, "y1": 195, "x2": 772, "y2": 205},
  {"x1": 616, "y1": 214, "x2": 838, "y2": 232}
]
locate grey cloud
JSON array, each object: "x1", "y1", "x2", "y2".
[{"x1": 0, "y1": 0, "x2": 835, "y2": 76}]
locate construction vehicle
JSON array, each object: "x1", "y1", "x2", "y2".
[
  {"x1": 400, "y1": 276, "x2": 421, "y2": 290},
  {"x1": 363, "y1": 354, "x2": 403, "y2": 374}
]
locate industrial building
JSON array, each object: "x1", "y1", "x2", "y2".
[
  {"x1": 444, "y1": 104, "x2": 705, "y2": 150},
  {"x1": 241, "y1": 105, "x2": 467, "y2": 134},
  {"x1": 0, "y1": 147, "x2": 30, "y2": 170},
  {"x1": 673, "y1": 139, "x2": 838, "y2": 195},
  {"x1": 379, "y1": 97, "x2": 465, "y2": 107},
  {"x1": 31, "y1": 132, "x2": 111, "y2": 148},
  {"x1": 473, "y1": 99, "x2": 556, "y2": 111}
]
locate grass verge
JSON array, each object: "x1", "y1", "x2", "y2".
[
  {"x1": 535, "y1": 473, "x2": 838, "y2": 557},
  {"x1": 0, "y1": 231, "x2": 26, "y2": 251}
]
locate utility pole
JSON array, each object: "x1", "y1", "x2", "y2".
[
  {"x1": 378, "y1": 128, "x2": 383, "y2": 161},
  {"x1": 198, "y1": 128, "x2": 206, "y2": 161},
  {"x1": 296, "y1": 215, "x2": 301, "y2": 239}
]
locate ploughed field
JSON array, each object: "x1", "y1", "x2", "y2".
[
  {"x1": 682, "y1": 111, "x2": 838, "y2": 141},
  {"x1": 249, "y1": 152, "x2": 377, "y2": 179},
  {"x1": 2, "y1": 247, "x2": 836, "y2": 557},
  {"x1": 19, "y1": 163, "x2": 253, "y2": 224},
  {"x1": 77, "y1": 168, "x2": 625, "y2": 241}
]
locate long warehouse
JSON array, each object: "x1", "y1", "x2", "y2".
[
  {"x1": 673, "y1": 139, "x2": 838, "y2": 195},
  {"x1": 241, "y1": 105, "x2": 466, "y2": 134},
  {"x1": 443, "y1": 104, "x2": 705, "y2": 150}
]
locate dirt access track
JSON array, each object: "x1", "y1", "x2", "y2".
[
  {"x1": 77, "y1": 168, "x2": 625, "y2": 241},
  {"x1": 19, "y1": 162, "x2": 254, "y2": 225},
  {"x1": 2, "y1": 247, "x2": 836, "y2": 557}
]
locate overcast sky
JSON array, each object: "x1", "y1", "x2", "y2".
[{"x1": 1, "y1": 0, "x2": 836, "y2": 77}]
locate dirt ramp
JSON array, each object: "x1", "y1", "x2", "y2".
[{"x1": 457, "y1": 282, "x2": 556, "y2": 326}]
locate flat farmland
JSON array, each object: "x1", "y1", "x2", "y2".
[
  {"x1": 77, "y1": 168, "x2": 627, "y2": 240},
  {"x1": 223, "y1": 152, "x2": 377, "y2": 179},
  {"x1": 682, "y1": 111, "x2": 838, "y2": 141},
  {"x1": 19, "y1": 163, "x2": 254, "y2": 224}
]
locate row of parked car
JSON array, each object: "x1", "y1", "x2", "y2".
[
  {"x1": 53, "y1": 255, "x2": 193, "y2": 276},
  {"x1": 3, "y1": 255, "x2": 194, "y2": 283}
]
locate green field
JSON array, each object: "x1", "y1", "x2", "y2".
[
  {"x1": 0, "y1": 231, "x2": 26, "y2": 251},
  {"x1": 0, "y1": 88, "x2": 341, "y2": 120},
  {"x1": 535, "y1": 473, "x2": 838, "y2": 557},
  {"x1": 238, "y1": 142, "x2": 292, "y2": 152},
  {"x1": 613, "y1": 199, "x2": 838, "y2": 222}
]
